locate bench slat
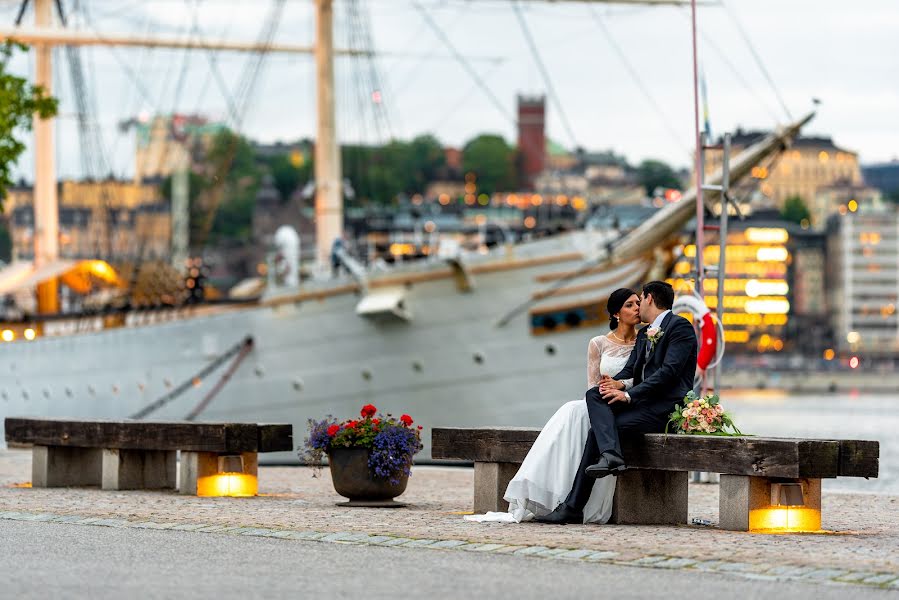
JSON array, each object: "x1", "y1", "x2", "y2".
[
  {"x1": 431, "y1": 427, "x2": 878, "y2": 479},
  {"x1": 5, "y1": 418, "x2": 290, "y2": 453}
]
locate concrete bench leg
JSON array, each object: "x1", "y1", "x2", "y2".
[
  {"x1": 101, "y1": 449, "x2": 177, "y2": 490},
  {"x1": 179, "y1": 451, "x2": 258, "y2": 496},
  {"x1": 473, "y1": 462, "x2": 520, "y2": 514},
  {"x1": 610, "y1": 469, "x2": 688, "y2": 525},
  {"x1": 32, "y1": 445, "x2": 102, "y2": 487},
  {"x1": 719, "y1": 475, "x2": 822, "y2": 531}
]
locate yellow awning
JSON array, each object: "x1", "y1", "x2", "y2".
[{"x1": 0, "y1": 260, "x2": 121, "y2": 295}]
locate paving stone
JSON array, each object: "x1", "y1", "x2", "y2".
[
  {"x1": 654, "y1": 558, "x2": 698, "y2": 569},
  {"x1": 862, "y1": 574, "x2": 898, "y2": 585},
  {"x1": 171, "y1": 523, "x2": 209, "y2": 531},
  {"x1": 430, "y1": 540, "x2": 468, "y2": 549},
  {"x1": 471, "y1": 544, "x2": 507, "y2": 553},
  {"x1": 835, "y1": 572, "x2": 872, "y2": 582},
  {"x1": 688, "y1": 560, "x2": 725, "y2": 571},
  {"x1": 513, "y1": 546, "x2": 549, "y2": 556},
  {"x1": 378, "y1": 537, "x2": 414, "y2": 547},
  {"x1": 802, "y1": 569, "x2": 849, "y2": 580},
  {"x1": 494, "y1": 545, "x2": 527, "y2": 554},
  {"x1": 535, "y1": 548, "x2": 568, "y2": 558},
  {"x1": 554, "y1": 549, "x2": 594, "y2": 560},
  {"x1": 285, "y1": 531, "x2": 327, "y2": 540},
  {"x1": 765, "y1": 565, "x2": 814, "y2": 578},
  {"x1": 401, "y1": 539, "x2": 438, "y2": 548},
  {"x1": 584, "y1": 551, "x2": 619, "y2": 561},
  {"x1": 242, "y1": 528, "x2": 277, "y2": 537},
  {"x1": 630, "y1": 556, "x2": 669, "y2": 566},
  {"x1": 363, "y1": 535, "x2": 395, "y2": 544}
]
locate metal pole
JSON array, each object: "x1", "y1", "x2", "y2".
[
  {"x1": 171, "y1": 162, "x2": 190, "y2": 270},
  {"x1": 34, "y1": 0, "x2": 59, "y2": 313},
  {"x1": 713, "y1": 134, "x2": 731, "y2": 393},
  {"x1": 690, "y1": 0, "x2": 705, "y2": 300},
  {"x1": 314, "y1": 0, "x2": 343, "y2": 270}
]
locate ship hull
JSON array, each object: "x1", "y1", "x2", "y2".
[{"x1": 0, "y1": 231, "x2": 652, "y2": 461}]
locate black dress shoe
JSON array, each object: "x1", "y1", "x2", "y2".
[
  {"x1": 533, "y1": 504, "x2": 583, "y2": 525},
  {"x1": 585, "y1": 452, "x2": 628, "y2": 479}
]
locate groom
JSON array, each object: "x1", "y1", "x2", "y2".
[{"x1": 536, "y1": 280, "x2": 698, "y2": 524}]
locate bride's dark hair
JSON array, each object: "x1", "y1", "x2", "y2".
[{"x1": 607, "y1": 288, "x2": 636, "y2": 330}]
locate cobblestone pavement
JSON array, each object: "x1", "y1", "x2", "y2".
[{"x1": 1, "y1": 449, "x2": 897, "y2": 591}]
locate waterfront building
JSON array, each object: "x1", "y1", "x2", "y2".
[
  {"x1": 826, "y1": 205, "x2": 899, "y2": 357},
  {"x1": 5, "y1": 180, "x2": 171, "y2": 261},
  {"x1": 862, "y1": 160, "x2": 899, "y2": 199},
  {"x1": 670, "y1": 213, "x2": 827, "y2": 354},
  {"x1": 704, "y1": 131, "x2": 862, "y2": 210},
  {"x1": 132, "y1": 114, "x2": 226, "y2": 182},
  {"x1": 517, "y1": 95, "x2": 546, "y2": 190}
]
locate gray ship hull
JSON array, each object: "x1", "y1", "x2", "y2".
[{"x1": 0, "y1": 231, "x2": 651, "y2": 461}]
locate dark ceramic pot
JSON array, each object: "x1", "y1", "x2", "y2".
[{"x1": 328, "y1": 447, "x2": 409, "y2": 504}]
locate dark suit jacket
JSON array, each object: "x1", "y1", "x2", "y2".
[{"x1": 614, "y1": 312, "x2": 698, "y2": 419}]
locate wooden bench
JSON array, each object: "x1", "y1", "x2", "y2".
[
  {"x1": 4, "y1": 417, "x2": 293, "y2": 495},
  {"x1": 431, "y1": 427, "x2": 879, "y2": 531}
]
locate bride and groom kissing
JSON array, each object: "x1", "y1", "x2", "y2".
[{"x1": 468, "y1": 280, "x2": 698, "y2": 525}]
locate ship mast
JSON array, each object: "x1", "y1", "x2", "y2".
[
  {"x1": 314, "y1": 0, "x2": 342, "y2": 270},
  {"x1": 33, "y1": 0, "x2": 58, "y2": 313}
]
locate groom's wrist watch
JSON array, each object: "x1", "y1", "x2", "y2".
[{"x1": 624, "y1": 392, "x2": 631, "y2": 403}]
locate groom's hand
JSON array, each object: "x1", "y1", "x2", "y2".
[
  {"x1": 599, "y1": 375, "x2": 624, "y2": 391},
  {"x1": 601, "y1": 388, "x2": 629, "y2": 404}
]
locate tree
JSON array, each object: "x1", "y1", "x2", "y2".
[
  {"x1": 0, "y1": 42, "x2": 58, "y2": 209},
  {"x1": 260, "y1": 150, "x2": 312, "y2": 202},
  {"x1": 462, "y1": 134, "x2": 516, "y2": 195},
  {"x1": 636, "y1": 159, "x2": 681, "y2": 195},
  {"x1": 781, "y1": 195, "x2": 811, "y2": 225}
]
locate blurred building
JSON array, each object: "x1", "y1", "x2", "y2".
[
  {"x1": 670, "y1": 213, "x2": 828, "y2": 354},
  {"x1": 704, "y1": 131, "x2": 862, "y2": 210},
  {"x1": 4, "y1": 180, "x2": 170, "y2": 261},
  {"x1": 517, "y1": 95, "x2": 546, "y2": 190},
  {"x1": 826, "y1": 205, "x2": 899, "y2": 357},
  {"x1": 811, "y1": 182, "x2": 883, "y2": 230},
  {"x1": 862, "y1": 160, "x2": 899, "y2": 199},
  {"x1": 131, "y1": 114, "x2": 225, "y2": 182}
]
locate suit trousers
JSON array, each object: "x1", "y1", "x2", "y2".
[{"x1": 564, "y1": 386, "x2": 667, "y2": 512}]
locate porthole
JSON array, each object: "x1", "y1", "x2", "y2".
[
  {"x1": 412, "y1": 361, "x2": 423, "y2": 372},
  {"x1": 292, "y1": 378, "x2": 304, "y2": 391},
  {"x1": 545, "y1": 344, "x2": 557, "y2": 356},
  {"x1": 42, "y1": 389, "x2": 50, "y2": 399},
  {"x1": 361, "y1": 369, "x2": 372, "y2": 380},
  {"x1": 564, "y1": 312, "x2": 582, "y2": 327},
  {"x1": 541, "y1": 316, "x2": 557, "y2": 330},
  {"x1": 473, "y1": 353, "x2": 484, "y2": 365},
  {"x1": 254, "y1": 365, "x2": 265, "y2": 377}
]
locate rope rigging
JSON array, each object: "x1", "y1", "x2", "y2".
[{"x1": 128, "y1": 335, "x2": 253, "y2": 420}]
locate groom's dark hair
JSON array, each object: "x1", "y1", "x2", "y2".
[{"x1": 643, "y1": 280, "x2": 674, "y2": 311}]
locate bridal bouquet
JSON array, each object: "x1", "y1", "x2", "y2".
[{"x1": 667, "y1": 392, "x2": 742, "y2": 435}]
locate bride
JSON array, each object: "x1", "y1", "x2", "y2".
[{"x1": 465, "y1": 288, "x2": 641, "y2": 524}]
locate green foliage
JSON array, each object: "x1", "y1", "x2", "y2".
[
  {"x1": 462, "y1": 134, "x2": 516, "y2": 195},
  {"x1": 0, "y1": 42, "x2": 58, "y2": 209},
  {"x1": 636, "y1": 159, "x2": 682, "y2": 195},
  {"x1": 781, "y1": 195, "x2": 811, "y2": 225},
  {"x1": 342, "y1": 134, "x2": 446, "y2": 204},
  {"x1": 260, "y1": 151, "x2": 312, "y2": 202}
]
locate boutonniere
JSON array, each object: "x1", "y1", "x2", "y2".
[{"x1": 645, "y1": 326, "x2": 665, "y2": 351}]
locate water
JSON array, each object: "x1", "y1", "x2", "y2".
[{"x1": 720, "y1": 389, "x2": 896, "y2": 494}]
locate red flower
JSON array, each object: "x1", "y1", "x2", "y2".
[
  {"x1": 327, "y1": 425, "x2": 340, "y2": 437},
  {"x1": 417, "y1": 425, "x2": 423, "y2": 430},
  {"x1": 361, "y1": 404, "x2": 377, "y2": 418},
  {"x1": 400, "y1": 414, "x2": 413, "y2": 426},
  {"x1": 347, "y1": 420, "x2": 359, "y2": 429}
]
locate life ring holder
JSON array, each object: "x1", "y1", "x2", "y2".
[{"x1": 672, "y1": 291, "x2": 723, "y2": 372}]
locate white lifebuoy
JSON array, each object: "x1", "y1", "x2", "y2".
[{"x1": 672, "y1": 294, "x2": 718, "y2": 371}]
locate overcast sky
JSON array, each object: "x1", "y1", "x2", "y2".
[{"x1": 3, "y1": 0, "x2": 897, "y2": 181}]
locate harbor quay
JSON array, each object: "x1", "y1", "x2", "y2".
[{"x1": 1, "y1": 448, "x2": 898, "y2": 593}]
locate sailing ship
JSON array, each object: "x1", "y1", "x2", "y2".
[{"x1": 0, "y1": 0, "x2": 813, "y2": 460}]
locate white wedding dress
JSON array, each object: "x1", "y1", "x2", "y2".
[{"x1": 465, "y1": 335, "x2": 635, "y2": 524}]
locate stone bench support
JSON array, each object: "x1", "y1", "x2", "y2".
[
  {"x1": 179, "y1": 451, "x2": 258, "y2": 496},
  {"x1": 719, "y1": 475, "x2": 822, "y2": 531},
  {"x1": 32, "y1": 445, "x2": 102, "y2": 488},
  {"x1": 610, "y1": 469, "x2": 688, "y2": 525},
  {"x1": 473, "y1": 462, "x2": 519, "y2": 514},
  {"x1": 101, "y1": 449, "x2": 177, "y2": 491}
]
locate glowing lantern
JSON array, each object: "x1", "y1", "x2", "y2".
[
  {"x1": 749, "y1": 480, "x2": 821, "y2": 532},
  {"x1": 195, "y1": 454, "x2": 258, "y2": 497}
]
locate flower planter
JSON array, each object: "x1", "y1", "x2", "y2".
[{"x1": 328, "y1": 447, "x2": 409, "y2": 507}]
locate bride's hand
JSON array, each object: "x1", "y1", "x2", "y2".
[{"x1": 599, "y1": 376, "x2": 624, "y2": 391}]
